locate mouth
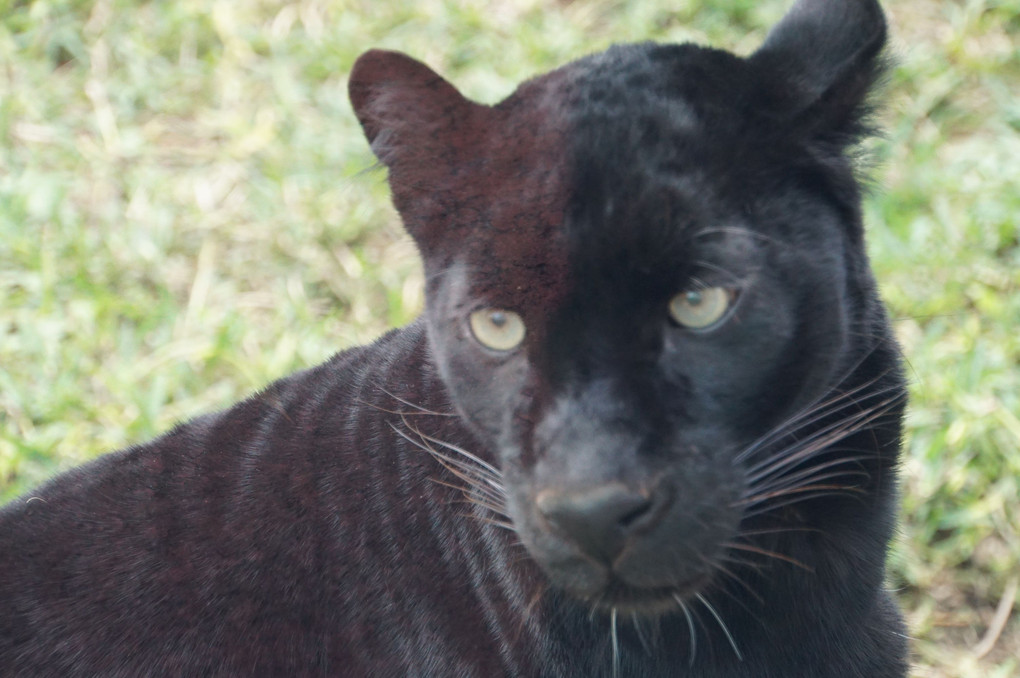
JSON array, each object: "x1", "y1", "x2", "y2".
[{"x1": 578, "y1": 575, "x2": 711, "y2": 617}]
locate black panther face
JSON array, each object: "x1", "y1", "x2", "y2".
[{"x1": 355, "y1": 15, "x2": 896, "y2": 615}]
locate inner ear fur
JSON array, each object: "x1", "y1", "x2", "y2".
[
  {"x1": 751, "y1": 0, "x2": 887, "y2": 139},
  {"x1": 348, "y1": 49, "x2": 480, "y2": 169}
]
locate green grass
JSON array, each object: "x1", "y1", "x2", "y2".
[{"x1": 1, "y1": 1, "x2": 1017, "y2": 675}]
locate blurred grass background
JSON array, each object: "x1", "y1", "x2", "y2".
[{"x1": 0, "y1": 0, "x2": 1017, "y2": 675}]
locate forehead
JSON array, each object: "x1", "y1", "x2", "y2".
[
  {"x1": 562, "y1": 45, "x2": 760, "y2": 234},
  {"x1": 449, "y1": 43, "x2": 768, "y2": 300}
]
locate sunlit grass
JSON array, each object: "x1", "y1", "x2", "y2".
[{"x1": 1, "y1": 1, "x2": 1017, "y2": 675}]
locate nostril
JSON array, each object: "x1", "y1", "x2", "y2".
[
  {"x1": 618, "y1": 499, "x2": 654, "y2": 529},
  {"x1": 535, "y1": 483, "x2": 657, "y2": 563}
]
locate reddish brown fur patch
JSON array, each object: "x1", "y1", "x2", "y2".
[{"x1": 350, "y1": 50, "x2": 579, "y2": 355}]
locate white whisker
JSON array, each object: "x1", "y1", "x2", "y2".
[
  {"x1": 631, "y1": 612, "x2": 653, "y2": 655},
  {"x1": 409, "y1": 425, "x2": 503, "y2": 481},
  {"x1": 673, "y1": 593, "x2": 697, "y2": 668},
  {"x1": 610, "y1": 607, "x2": 620, "y2": 678},
  {"x1": 743, "y1": 394, "x2": 902, "y2": 488},
  {"x1": 739, "y1": 379, "x2": 901, "y2": 468},
  {"x1": 388, "y1": 418, "x2": 512, "y2": 528},
  {"x1": 696, "y1": 593, "x2": 742, "y2": 662}
]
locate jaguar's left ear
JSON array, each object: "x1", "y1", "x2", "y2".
[
  {"x1": 751, "y1": 0, "x2": 887, "y2": 138},
  {"x1": 348, "y1": 49, "x2": 480, "y2": 170}
]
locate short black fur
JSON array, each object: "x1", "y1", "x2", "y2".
[{"x1": 2, "y1": 1, "x2": 908, "y2": 675}]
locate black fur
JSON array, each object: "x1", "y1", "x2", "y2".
[{"x1": 1, "y1": 1, "x2": 908, "y2": 675}]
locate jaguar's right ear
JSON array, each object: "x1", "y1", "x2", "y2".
[{"x1": 348, "y1": 49, "x2": 479, "y2": 171}]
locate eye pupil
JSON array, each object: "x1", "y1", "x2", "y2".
[
  {"x1": 685, "y1": 291, "x2": 703, "y2": 307},
  {"x1": 489, "y1": 312, "x2": 507, "y2": 328}
]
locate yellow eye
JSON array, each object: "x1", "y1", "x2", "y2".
[
  {"x1": 668, "y1": 287, "x2": 732, "y2": 330},
  {"x1": 469, "y1": 309, "x2": 526, "y2": 351}
]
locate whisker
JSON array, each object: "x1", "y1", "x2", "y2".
[
  {"x1": 390, "y1": 419, "x2": 517, "y2": 536},
  {"x1": 691, "y1": 260, "x2": 742, "y2": 284},
  {"x1": 739, "y1": 489, "x2": 867, "y2": 521},
  {"x1": 743, "y1": 384, "x2": 900, "y2": 473},
  {"x1": 469, "y1": 515, "x2": 517, "y2": 531},
  {"x1": 611, "y1": 607, "x2": 621, "y2": 678},
  {"x1": 736, "y1": 365, "x2": 901, "y2": 465},
  {"x1": 394, "y1": 418, "x2": 505, "y2": 492},
  {"x1": 741, "y1": 463, "x2": 870, "y2": 502},
  {"x1": 743, "y1": 469, "x2": 870, "y2": 515},
  {"x1": 426, "y1": 464, "x2": 507, "y2": 507},
  {"x1": 392, "y1": 425, "x2": 503, "y2": 498},
  {"x1": 355, "y1": 398, "x2": 454, "y2": 417},
  {"x1": 740, "y1": 483, "x2": 865, "y2": 507},
  {"x1": 736, "y1": 526, "x2": 822, "y2": 538},
  {"x1": 438, "y1": 489, "x2": 510, "y2": 518},
  {"x1": 461, "y1": 487, "x2": 509, "y2": 513},
  {"x1": 714, "y1": 551, "x2": 768, "y2": 573},
  {"x1": 703, "y1": 578, "x2": 768, "y2": 631},
  {"x1": 405, "y1": 421, "x2": 503, "y2": 481},
  {"x1": 691, "y1": 226, "x2": 784, "y2": 248},
  {"x1": 422, "y1": 460, "x2": 504, "y2": 495},
  {"x1": 745, "y1": 455, "x2": 871, "y2": 496},
  {"x1": 374, "y1": 387, "x2": 457, "y2": 416},
  {"x1": 631, "y1": 612, "x2": 653, "y2": 655},
  {"x1": 422, "y1": 480, "x2": 513, "y2": 528},
  {"x1": 722, "y1": 541, "x2": 813, "y2": 572},
  {"x1": 448, "y1": 507, "x2": 515, "y2": 529},
  {"x1": 702, "y1": 557, "x2": 764, "y2": 604},
  {"x1": 673, "y1": 594, "x2": 697, "y2": 668},
  {"x1": 695, "y1": 594, "x2": 743, "y2": 662},
  {"x1": 511, "y1": 552, "x2": 536, "y2": 566},
  {"x1": 743, "y1": 395, "x2": 901, "y2": 483},
  {"x1": 427, "y1": 477, "x2": 504, "y2": 508}
]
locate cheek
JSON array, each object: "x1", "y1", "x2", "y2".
[
  {"x1": 662, "y1": 314, "x2": 791, "y2": 421},
  {"x1": 429, "y1": 324, "x2": 531, "y2": 445}
]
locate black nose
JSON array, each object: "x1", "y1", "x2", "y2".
[{"x1": 535, "y1": 483, "x2": 659, "y2": 563}]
